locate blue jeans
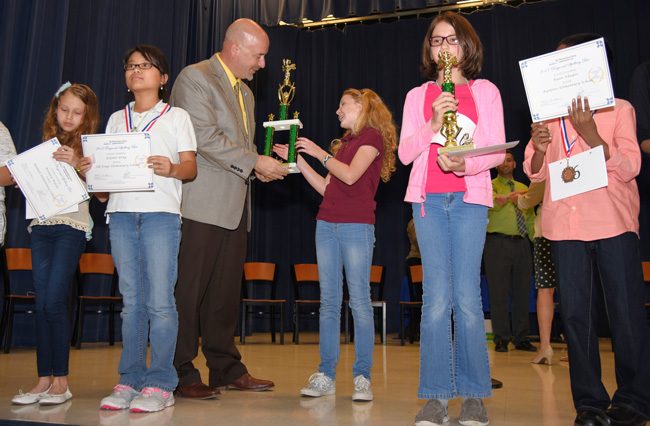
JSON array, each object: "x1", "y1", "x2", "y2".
[
  {"x1": 31, "y1": 224, "x2": 86, "y2": 377},
  {"x1": 109, "y1": 212, "x2": 181, "y2": 391},
  {"x1": 413, "y1": 193, "x2": 492, "y2": 400},
  {"x1": 552, "y1": 233, "x2": 650, "y2": 416},
  {"x1": 315, "y1": 220, "x2": 375, "y2": 380}
]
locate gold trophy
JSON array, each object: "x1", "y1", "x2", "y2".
[
  {"x1": 263, "y1": 59, "x2": 302, "y2": 173},
  {"x1": 437, "y1": 50, "x2": 474, "y2": 154}
]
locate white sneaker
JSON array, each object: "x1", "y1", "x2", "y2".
[
  {"x1": 39, "y1": 388, "x2": 72, "y2": 405},
  {"x1": 100, "y1": 384, "x2": 140, "y2": 410},
  {"x1": 352, "y1": 375, "x2": 373, "y2": 401},
  {"x1": 300, "y1": 372, "x2": 336, "y2": 397},
  {"x1": 129, "y1": 387, "x2": 175, "y2": 413},
  {"x1": 11, "y1": 386, "x2": 51, "y2": 405}
]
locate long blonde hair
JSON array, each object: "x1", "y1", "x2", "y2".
[
  {"x1": 42, "y1": 83, "x2": 100, "y2": 156},
  {"x1": 330, "y1": 88, "x2": 397, "y2": 183}
]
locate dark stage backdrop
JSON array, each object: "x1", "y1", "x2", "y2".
[{"x1": 1, "y1": 0, "x2": 649, "y2": 341}]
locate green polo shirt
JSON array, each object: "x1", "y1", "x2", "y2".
[{"x1": 487, "y1": 175, "x2": 535, "y2": 240}]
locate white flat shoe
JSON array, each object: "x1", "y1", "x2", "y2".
[
  {"x1": 11, "y1": 386, "x2": 52, "y2": 405},
  {"x1": 39, "y1": 388, "x2": 72, "y2": 406}
]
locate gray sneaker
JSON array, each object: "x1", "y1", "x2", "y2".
[
  {"x1": 414, "y1": 399, "x2": 448, "y2": 426},
  {"x1": 352, "y1": 375, "x2": 373, "y2": 401},
  {"x1": 459, "y1": 398, "x2": 489, "y2": 426},
  {"x1": 100, "y1": 384, "x2": 139, "y2": 410},
  {"x1": 129, "y1": 387, "x2": 174, "y2": 413},
  {"x1": 300, "y1": 372, "x2": 335, "y2": 397}
]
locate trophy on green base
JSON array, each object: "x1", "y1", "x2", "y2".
[
  {"x1": 437, "y1": 50, "x2": 475, "y2": 154},
  {"x1": 263, "y1": 59, "x2": 303, "y2": 173}
]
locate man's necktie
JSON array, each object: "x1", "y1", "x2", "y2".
[{"x1": 508, "y1": 180, "x2": 528, "y2": 237}]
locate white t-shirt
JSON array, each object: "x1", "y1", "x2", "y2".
[
  {"x1": 0, "y1": 122, "x2": 17, "y2": 245},
  {"x1": 105, "y1": 102, "x2": 197, "y2": 214}
]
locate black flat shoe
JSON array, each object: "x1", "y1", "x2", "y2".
[
  {"x1": 606, "y1": 403, "x2": 647, "y2": 426},
  {"x1": 514, "y1": 341, "x2": 537, "y2": 352},
  {"x1": 494, "y1": 341, "x2": 508, "y2": 352},
  {"x1": 574, "y1": 407, "x2": 611, "y2": 426},
  {"x1": 491, "y1": 378, "x2": 503, "y2": 389}
]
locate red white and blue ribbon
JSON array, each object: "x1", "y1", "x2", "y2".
[
  {"x1": 560, "y1": 111, "x2": 595, "y2": 158},
  {"x1": 559, "y1": 117, "x2": 577, "y2": 158},
  {"x1": 124, "y1": 101, "x2": 171, "y2": 132}
]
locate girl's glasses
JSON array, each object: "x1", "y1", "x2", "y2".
[
  {"x1": 429, "y1": 35, "x2": 460, "y2": 47},
  {"x1": 124, "y1": 62, "x2": 157, "y2": 71}
]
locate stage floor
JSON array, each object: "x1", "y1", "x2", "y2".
[{"x1": 0, "y1": 334, "x2": 617, "y2": 425}]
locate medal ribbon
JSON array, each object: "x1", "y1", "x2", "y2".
[
  {"x1": 124, "y1": 101, "x2": 171, "y2": 132},
  {"x1": 559, "y1": 117, "x2": 577, "y2": 158},
  {"x1": 560, "y1": 111, "x2": 596, "y2": 158}
]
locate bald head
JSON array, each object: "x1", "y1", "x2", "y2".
[{"x1": 221, "y1": 19, "x2": 269, "y2": 80}]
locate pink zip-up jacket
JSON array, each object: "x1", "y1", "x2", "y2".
[{"x1": 398, "y1": 79, "x2": 506, "y2": 211}]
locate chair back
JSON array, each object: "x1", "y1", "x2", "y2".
[
  {"x1": 242, "y1": 262, "x2": 278, "y2": 299},
  {"x1": 370, "y1": 265, "x2": 384, "y2": 301},
  {"x1": 5, "y1": 248, "x2": 32, "y2": 271},
  {"x1": 1, "y1": 248, "x2": 33, "y2": 297},
  {"x1": 79, "y1": 253, "x2": 115, "y2": 275},
  {"x1": 77, "y1": 253, "x2": 118, "y2": 296},
  {"x1": 292, "y1": 263, "x2": 320, "y2": 301},
  {"x1": 407, "y1": 263, "x2": 423, "y2": 302},
  {"x1": 642, "y1": 261, "x2": 650, "y2": 282}
]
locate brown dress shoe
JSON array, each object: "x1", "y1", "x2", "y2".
[
  {"x1": 175, "y1": 382, "x2": 220, "y2": 399},
  {"x1": 227, "y1": 373, "x2": 274, "y2": 392}
]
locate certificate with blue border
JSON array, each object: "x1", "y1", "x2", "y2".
[
  {"x1": 7, "y1": 138, "x2": 89, "y2": 222},
  {"x1": 519, "y1": 38, "x2": 615, "y2": 123},
  {"x1": 82, "y1": 132, "x2": 154, "y2": 192}
]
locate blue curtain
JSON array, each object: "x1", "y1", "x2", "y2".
[{"x1": 1, "y1": 0, "x2": 649, "y2": 344}]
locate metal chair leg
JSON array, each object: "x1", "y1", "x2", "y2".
[
  {"x1": 400, "y1": 304, "x2": 405, "y2": 346},
  {"x1": 280, "y1": 305, "x2": 284, "y2": 345},
  {"x1": 240, "y1": 302, "x2": 246, "y2": 344}
]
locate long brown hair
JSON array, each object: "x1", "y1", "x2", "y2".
[
  {"x1": 420, "y1": 12, "x2": 483, "y2": 81},
  {"x1": 42, "y1": 83, "x2": 100, "y2": 155},
  {"x1": 330, "y1": 88, "x2": 397, "y2": 183}
]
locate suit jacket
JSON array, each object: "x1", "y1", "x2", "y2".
[{"x1": 171, "y1": 54, "x2": 258, "y2": 230}]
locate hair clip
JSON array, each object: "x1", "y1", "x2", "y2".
[{"x1": 55, "y1": 81, "x2": 72, "y2": 98}]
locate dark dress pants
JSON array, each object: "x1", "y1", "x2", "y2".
[
  {"x1": 552, "y1": 232, "x2": 650, "y2": 417},
  {"x1": 483, "y1": 233, "x2": 533, "y2": 345},
  {"x1": 174, "y1": 214, "x2": 248, "y2": 388}
]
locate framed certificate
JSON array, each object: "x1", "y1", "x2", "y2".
[
  {"x1": 82, "y1": 132, "x2": 154, "y2": 192},
  {"x1": 519, "y1": 38, "x2": 615, "y2": 122},
  {"x1": 7, "y1": 138, "x2": 89, "y2": 222}
]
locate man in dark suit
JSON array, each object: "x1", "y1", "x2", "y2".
[{"x1": 171, "y1": 18, "x2": 287, "y2": 399}]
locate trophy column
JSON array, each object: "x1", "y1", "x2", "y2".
[
  {"x1": 262, "y1": 59, "x2": 302, "y2": 174},
  {"x1": 437, "y1": 50, "x2": 474, "y2": 154}
]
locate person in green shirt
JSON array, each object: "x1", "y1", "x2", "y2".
[{"x1": 483, "y1": 150, "x2": 536, "y2": 353}]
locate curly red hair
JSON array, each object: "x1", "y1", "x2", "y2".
[{"x1": 330, "y1": 88, "x2": 397, "y2": 183}]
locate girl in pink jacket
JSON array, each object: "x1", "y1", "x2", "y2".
[{"x1": 398, "y1": 11, "x2": 506, "y2": 426}]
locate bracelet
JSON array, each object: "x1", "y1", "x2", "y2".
[{"x1": 322, "y1": 154, "x2": 332, "y2": 166}]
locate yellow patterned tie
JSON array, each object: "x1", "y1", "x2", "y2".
[
  {"x1": 508, "y1": 180, "x2": 528, "y2": 237},
  {"x1": 234, "y1": 81, "x2": 248, "y2": 135}
]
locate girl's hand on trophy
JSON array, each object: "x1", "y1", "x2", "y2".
[
  {"x1": 296, "y1": 137, "x2": 326, "y2": 160},
  {"x1": 431, "y1": 92, "x2": 458, "y2": 132},
  {"x1": 530, "y1": 122, "x2": 551, "y2": 154},
  {"x1": 272, "y1": 144, "x2": 289, "y2": 161},
  {"x1": 437, "y1": 152, "x2": 465, "y2": 172}
]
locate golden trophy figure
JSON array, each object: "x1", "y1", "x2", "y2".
[
  {"x1": 437, "y1": 50, "x2": 474, "y2": 154},
  {"x1": 263, "y1": 59, "x2": 302, "y2": 173}
]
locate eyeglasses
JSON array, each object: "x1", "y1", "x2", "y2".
[
  {"x1": 429, "y1": 35, "x2": 460, "y2": 47},
  {"x1": 124, "y1": 62, "x2": 157, "y2": 71}
]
